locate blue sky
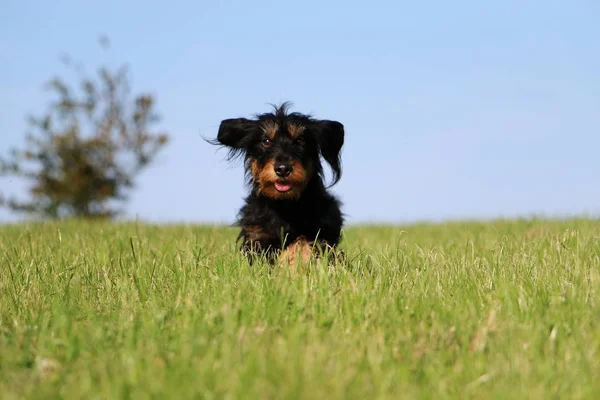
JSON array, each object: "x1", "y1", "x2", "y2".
[{"x1": 1, "y1": 0, "x2": 599, "y2": 224}]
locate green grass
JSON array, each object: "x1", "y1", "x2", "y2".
[{"x1": 1, "y1": 219, "x2": 600, "y2": 399}]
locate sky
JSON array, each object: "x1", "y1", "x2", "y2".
[{"x1": 1, "y1": 0, "x2": 599, "y2": 224}]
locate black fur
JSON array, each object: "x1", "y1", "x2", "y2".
[{"x1": 211, "y1": 102, "x2": 345, "y2": 262}]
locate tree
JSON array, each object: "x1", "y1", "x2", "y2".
[{"x1": 0, "y1": 38, "x2": 169, "y2": 220}]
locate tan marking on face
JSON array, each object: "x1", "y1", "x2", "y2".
[
  {"x1": 288, "y1": 159, "x2": 312, "y2": 188},
  {"x1": 288, "y1": 123, "x2": 305, "y2": 138},
  {"x1": 260, "y1": 121, "x2": 279, "y2": 140},
  {"x1": 256, "y1": 159, "x2": 278, "y2": 185},
  {"x1": 250, "y1": 160, "x2": 261, "y2": 183},
  {"x1": 256, "y1": 159, "x2": 313, "y2": 200}
]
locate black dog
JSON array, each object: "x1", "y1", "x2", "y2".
[{"x1": 211, "y1": 102, "x2": 345, "y2": 265}]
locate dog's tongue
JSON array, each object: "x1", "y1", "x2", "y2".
[{"x1": 274, "y1": 182, "x2": 292, "y2": 192}]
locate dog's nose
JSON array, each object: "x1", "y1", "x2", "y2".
[{"x1": 275, "y1": 163, "x2": 292, "y2": 177}]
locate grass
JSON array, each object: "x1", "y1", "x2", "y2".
[{"x1": 1, "y1": 218, "x2": 600, "y2": 399}]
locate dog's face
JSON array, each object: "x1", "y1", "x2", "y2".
[{"x1": 215, "y1": 103, "x2": 344, "y2": 200}]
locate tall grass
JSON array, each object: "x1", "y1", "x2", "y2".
[{"x1": 1, "y1": 219, "x2": 599, "y2": 399}]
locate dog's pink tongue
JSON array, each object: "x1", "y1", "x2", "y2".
[{"x1": 274, "y1": 182, "x2": 292, "y2": 192}]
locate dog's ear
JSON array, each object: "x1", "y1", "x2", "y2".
[
  {"x1": 315, "y1": 120, "x2": 344, "y2": 186},
  {"x1": 217, "y1": 118, "x2": 256, "y2": 149}
]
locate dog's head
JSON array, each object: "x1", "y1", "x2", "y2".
[{"x1": 213, "y1": 102, "x2": 344, "y2": 200}]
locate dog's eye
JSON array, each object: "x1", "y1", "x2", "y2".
[
  {"x1": 262, "y1": 138, "x2": 272, "y2": 147},
  {"x1": 294, "y1": 137, "x2": 305, "y2": 147}
]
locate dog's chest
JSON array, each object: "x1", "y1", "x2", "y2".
[{"x1": 268, "y1": 206, "x2": 324, "y2": 240}]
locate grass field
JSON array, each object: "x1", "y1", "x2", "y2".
[{"x1": 1, "y1": 219, "x2": 600, "y2": 399}]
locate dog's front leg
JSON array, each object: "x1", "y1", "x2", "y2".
[{"x1": 278, "y1": 236, "x2": 314, "y2": 267}]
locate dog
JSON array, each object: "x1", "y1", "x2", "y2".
[{"x1": 211, "y1": 102, "x2": 345, "y2": 266}]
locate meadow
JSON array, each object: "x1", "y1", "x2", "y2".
[{"x1": 1, "y1": 218, "x2": 599, "y2": 399}]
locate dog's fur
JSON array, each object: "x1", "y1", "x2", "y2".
[{"x1": 211, "y1": 102, "x2": 345, "y2": 264}]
